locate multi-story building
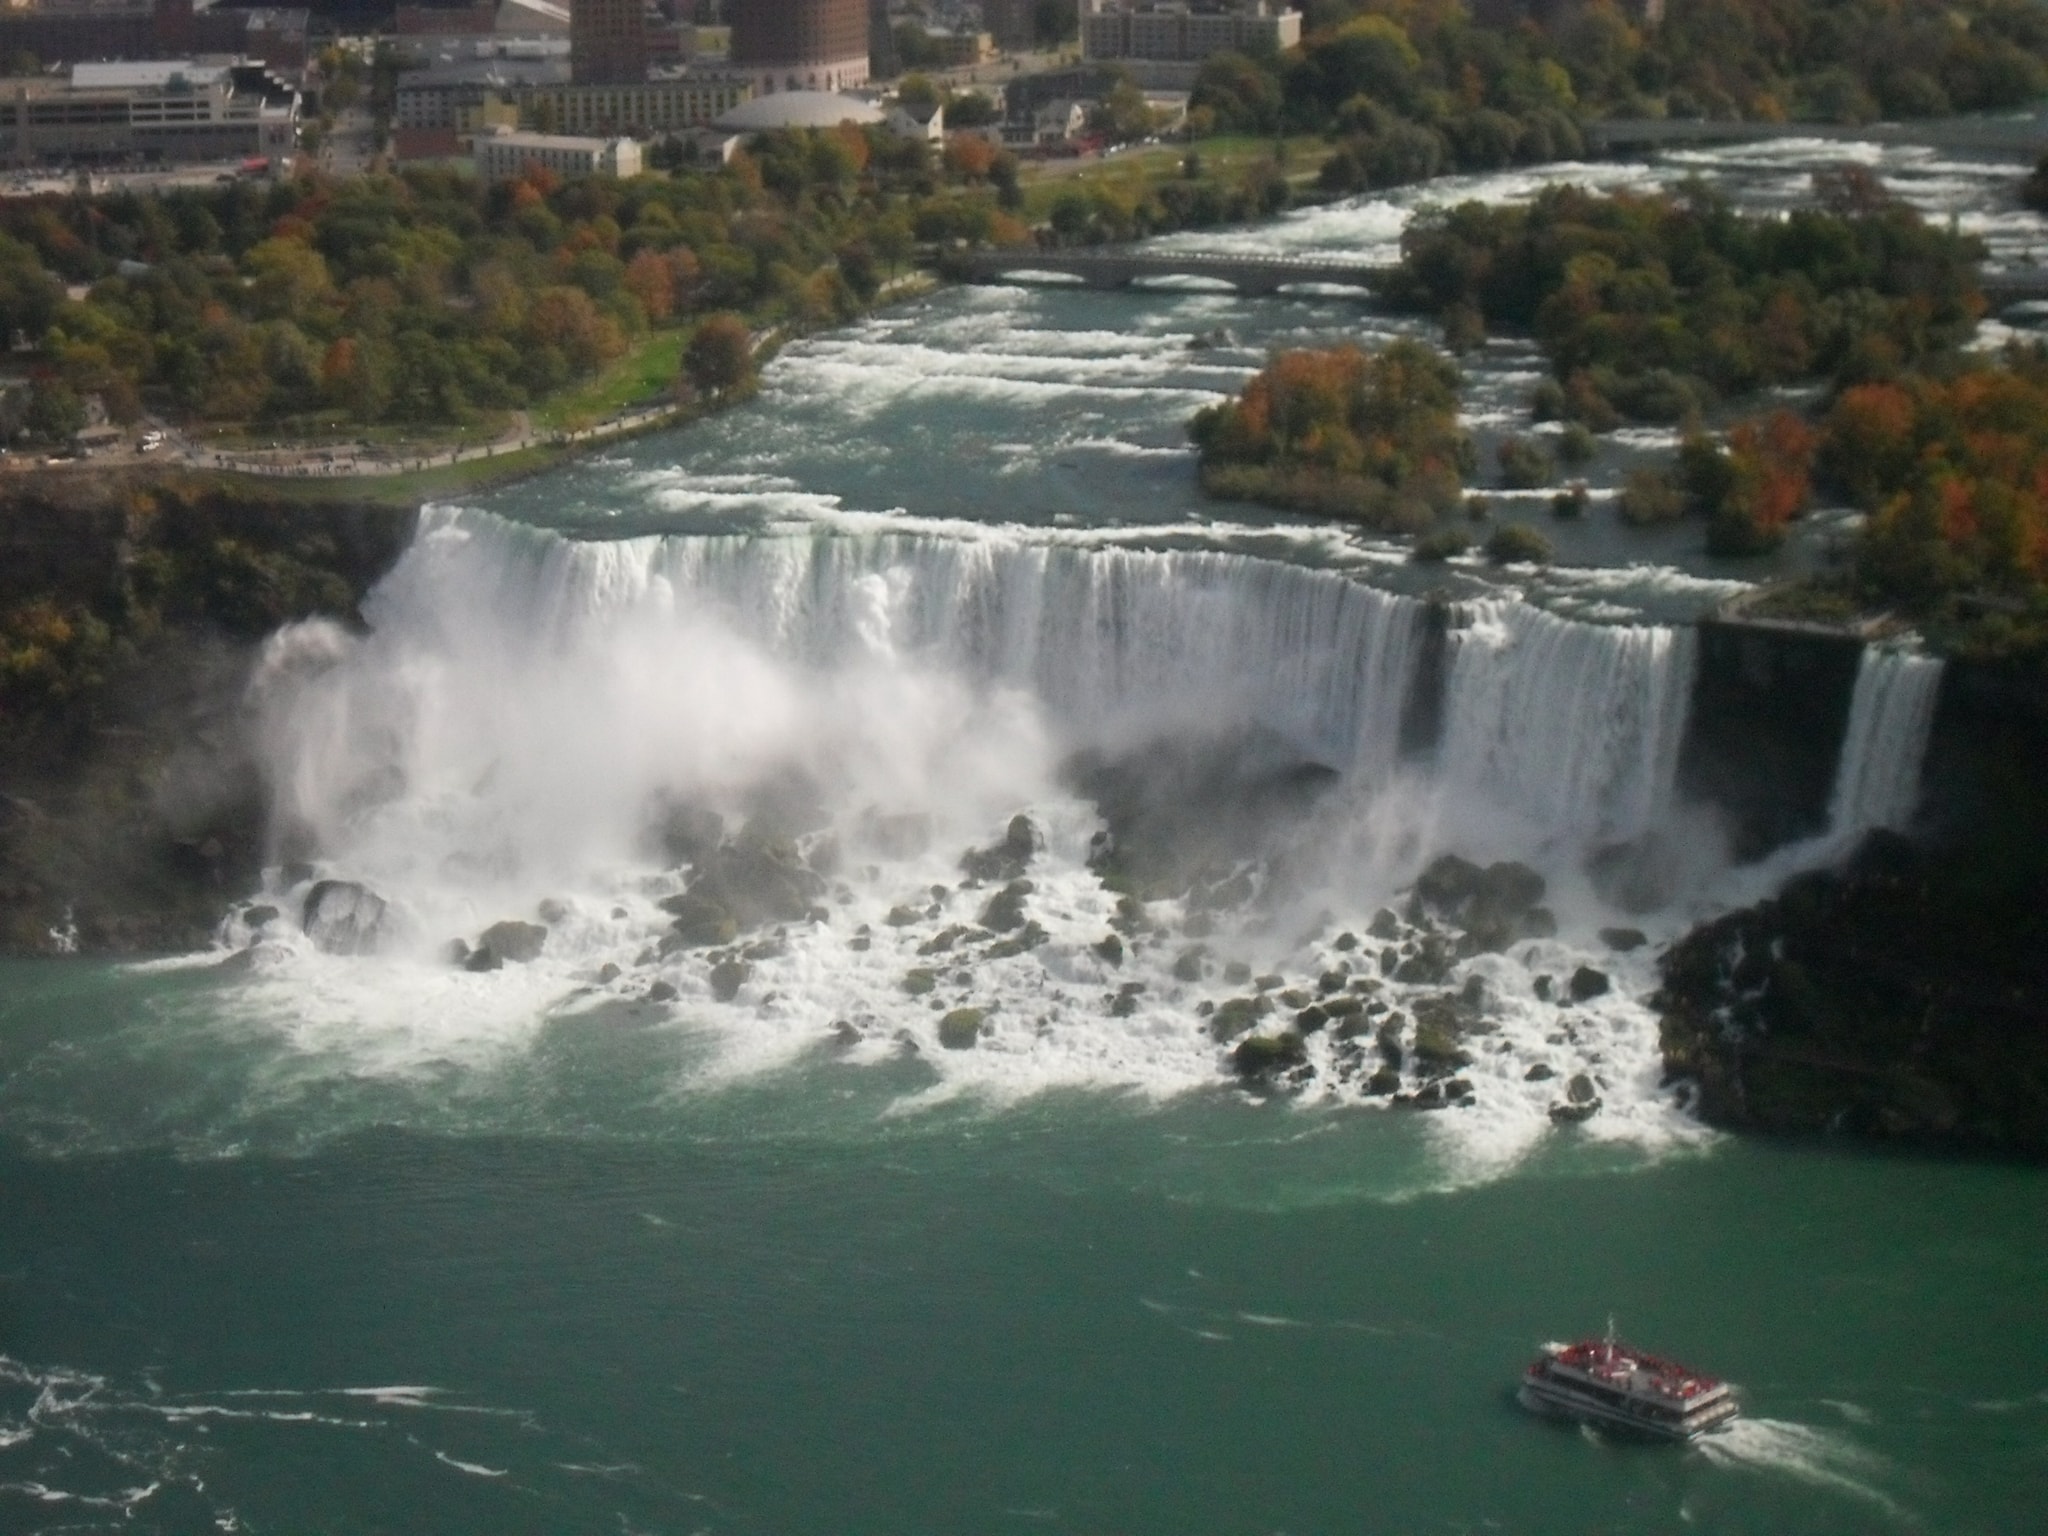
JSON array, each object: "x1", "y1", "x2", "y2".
[
  {"x1": 0, "y1": 0, "x2": 308, "y2": 78},
  {"x1": 570, "y1": 0, "x2": 647, "y2": 84},
  {"x1": 474, "y1": 127, "x2": 641, "y2": 180},
  {"x1": 728, "y1": 0, "x2": 868, "y2": 95},
  {"x1": 1080, "y1": 1, "x2": 1300, "y2": 86},
  {"x1": 393, "y1": 58, "x2": 749, "y2": 157},
  {"x1": 0, "y1": 58, "x2": 300, "y2": 166},
  {"x1": 979, "y1": 0, "x2": 1037, "y2": 53}
]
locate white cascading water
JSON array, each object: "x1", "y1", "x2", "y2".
[
  {"x1": 232, "y1": 506, "x2": 1726, "y2": 1177},
  {"x1": 1436, "y1": 599, "x2": 1696, "y2": 848},
  {"x1": 1828, "y1": 648, "x2": 1944, "y2": 836}
]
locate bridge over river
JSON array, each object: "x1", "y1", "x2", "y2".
[
  {"x1": 956, "y1": 245, "x2": 2048, "y2": 313},
  {"x1": 954, "y1": 247, "x2": 1394, "y2": 297}
]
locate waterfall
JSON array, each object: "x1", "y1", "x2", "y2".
[
  {"x1": 259, "y1": 508, "x2": 1716, "y2": 898},
  {"x1": 1436, "y1": 600, "x2": 1696, "y2": 846},
  {"x1": 1829, "y1": 647, "x2": 1944, "y2": 835},
  {"x1": 368, "y1": 505, "x2": 1429, "y2": 776}
]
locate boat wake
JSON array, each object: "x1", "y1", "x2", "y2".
[{"x1": 1694, "y1": 1415, "x2": 1910, "y2": 1521}]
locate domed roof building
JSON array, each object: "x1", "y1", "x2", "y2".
[{"x1": 711, "y1": 90, "x2": 882, "y2": 133}]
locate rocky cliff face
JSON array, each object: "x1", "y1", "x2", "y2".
[
  {"x1": 0, "y1": 475, "x2": 413, "y2": 955},
  {"x1": 1659, "y1": 652, "x2": 2048, "y2": 1159}
]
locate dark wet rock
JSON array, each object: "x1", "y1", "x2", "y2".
[
  {"x1": 1110, "y1": 989, "x2": 1141, "y2": 1017},
  {"x1": 1414, "y1": 855, "x2": 1552, "y2": 953},
  {"x1": 892, "y1": 1029, "x2": 920, "y2": 1054},
  {"x1": 1295, "y1": 1004, "x2": 1329, "y2": 1032},
  {"x1": 1231, "y1": 1031, "x2": 1307, "y2": 1081},
  {"x1": 742, "y1": 935, "x2": 788, "y2": 961},
  {"x1": 442, "y1": 938, "x2": 471, "y2": 966},
  {"x1": 978, "y1": 879, "x2": 1034, "y2": 933},
  {"x1": 1415, "y1": 853, "x2": 1484, "y2": 909},
  {"x1": 243, "y1": 904, "x2": 279, "y2": 929},
  {"x1": 301, "y1": 879, "x2": 388, "y2": 956},
  {"x1": 537, "y1": 898, "x2": 570, "y2": 926},
  {"x1": 679, "y1": 831, "x2": 824, "y2": 936},
  {"x1": 1567, "y1": 1072, "x2": 1598, "y2": 1104},
  {"x1": 1368, "y1": 908, "x2": 1402, "y2": 940},
  {"x1": 831, "y1": 1019, "x2": 861, "y2": 1047},
  {"x1": 961, "y1": 815, "x2": 1040, "y2": 883},
  {"x1": 1409, "y1": 1080, "x2": 1447, "y2": 1109},
  {"x1": 1111, "y1": 893, "x2": 1147, "y2": 935},
  {"x1": 1380, "y1": 945, "x2": 1400, "y2": 975},
  {"x1": 1600, "y1": 927, "x2": 1648, "y2": 953},
  {"x1": 647, "y1": 979, "x2": 678, "y2": 1002},
  {"x1": 1334, "y1": 931, "x2": 1359, "y2": 952},
  {"x1": 709, "y1": 958, "x2": 750, "y2": 1001},
  {"x1": 1411, "y1": 996, "x2": 1473, "y2": 1071},
  {"x1": 1569, "y1": 966, "x2": 1611, "y2": 1002},
  {"x1": 1587, "y1": 833, "x2": 1684, "y2": 914},
  {"x1": 1207, "y1": 995, "x2": 1272, "y2": 1042},
  {"x1": 1365, "y1": 1066, "x2": 1402, "y2": 1095},
  {"x1": 660, "y1": 891, "x2": 738, "y2": 948},
  {"x1": 1193, "y1": 999, "x2": 1214, "y2": 1017},
  {"x1": 1524, "y1": 1062, "x2": 1556, "y2": 1082},
  {"x1": 1279, "y1": 988, "x2": 1312, "y2": 1009},
  {"x1": 849, "y1": 933, "x2": 872, "y2": 952},
  {"x1": 1318, "y1": 969, "x2": 1348, "y2": 995},
  {"x1": 596, "y1": 962, "x2": 621, "y2": 985},
  {"x1": 1375, "y1": 1020, "x2": 1405, "y2": 1068},
  {"x1": 652, "y1": 801, "x2": 725, "y2": 866},
  {"x1": 918, "y1": 924, "x2": 970, "y2": 956},
  {"x1": 1093, "y1": 933, "x2": 1125, "y2": 966},
  {"x1": 1254, "y1": 973, "x2": 1284, "y2": 991},
  {"x1": 938, "y1": 1007, "x2": 985, "y2": 1049},
  {"x1": 1459, "y1": 973, "x2": 1488, "y2": 1008},
  {"x1": 884, "y1": 904, "x2": 921, "y2": 927},
  {"x1": 1173, "y1": 945, "x2": 1209, "y2": 983},
  {"x1": 1533, "y1": 974, "x2": 1553, "y2": 1002},
  {"x1": 1446, "y1": 1077, "x2": 1476, "y2": 1104},
  {"x1": 1222, "y1": 960, "x2": 1252, "y2": 984},
  {"x1": 901, "y1": 967, "x2": 937, "y2": 996},
  {"x1": 1393, "y1": 936, "x2": 1456, "y2": 985},
  {"x1": 478, "y1": 920, "x2": 546, "y2": 964},
  {"x1": 1550, "y1": 1097, "x2": 1601, "y2": 1124},
  {"x1": 463, "y1": 945, "x2": 503, "y2": 973},
  {"x1": 986, "y1": 920, "x2": 1050, "y2": 958}
]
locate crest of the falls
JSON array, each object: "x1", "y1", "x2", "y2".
[{"x1": 1828, "y1": 647, "x2": 1945, "y2": 836}]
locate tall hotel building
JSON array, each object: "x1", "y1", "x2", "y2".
[
  {"x1": 729, "y1": 0, "x2": 869, "y2": 95},
  {"x1": 571, "y1": 0, "x2": 647, "y2": 85}
]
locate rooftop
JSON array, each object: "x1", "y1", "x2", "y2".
[{"x1": 712, "y1": 90, "x2": 882, "y2": 132}]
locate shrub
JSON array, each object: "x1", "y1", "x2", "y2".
[
  {"x1": 1412, "y1": 527, "x2": 1473, "y2": 561},
  {"x1": 1617, "y1": 468, "x2": 1686, "y2": 526},
  {"x1": 1497, "y1": 434, "x2": 1554, "y2": 489},
  {"x1": 1485, "y1": 523, "x2": 1554, "y2": 564}
]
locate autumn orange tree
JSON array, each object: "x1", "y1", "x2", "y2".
[
  {"x1": 1190, "y1": 339, "x2": 1471, "y2": 529},
  {"x1": 1819, "y1": 360, "x2": 2048, "y2": 610}
]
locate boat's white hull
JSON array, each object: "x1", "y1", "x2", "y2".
[{"x1": 1519, "y1": 1379, "x2": 1738, "y2": 1442}]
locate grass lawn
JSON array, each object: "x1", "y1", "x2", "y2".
[
  {"x1": 534, "y1": 330, "x2": 687, "y2": 432},
  {"x1": 1016, "y1": 134, "x2": 1338, "y2": 222}
]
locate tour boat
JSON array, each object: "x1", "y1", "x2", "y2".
[{"x1": 1519, "y1": 1325, "x2": 1740, "y2": 1441}]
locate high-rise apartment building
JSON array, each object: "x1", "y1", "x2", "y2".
[
  {"x1": 728, "y1": 0, "x2": 868, "y2": 94},
  {"x1": 571, "y1": 0, "x2": 647, "y2": 85}
]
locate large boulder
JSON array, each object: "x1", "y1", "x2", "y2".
[
  {"x1": 961, "y1": 814, "x2": 1040, "y2": 883},
  {"x1": 301, "y1": 879, "x2": 388, "y2": 955},
  {"x1": 937, "y1": 1007, "x2": 985, "y2": 1049},
  {"x1": 477, "y1": 919, "x2": 546, "y2": 964},
  {"x1": 1230, "y1": 1031, "x2": 1307, "y2": 1082},
  {"x1": 978, "y1": 878, "x2": 1033, "y2": 933}
]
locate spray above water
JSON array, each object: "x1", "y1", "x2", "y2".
[{"x1": 210, "y1": 505, "x2": 1949, "y2": 1177}]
